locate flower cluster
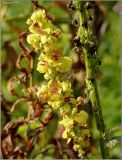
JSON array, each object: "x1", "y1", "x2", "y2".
[
  {"x1": 26, "y1": 9, "x2": 72, "y2": 79},
  {"x1": 26, "y1": 8, "x2": 90, "y2": 157}
]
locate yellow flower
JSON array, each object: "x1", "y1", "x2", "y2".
[
  {"x1": 56, "y1": 57, "x2": 72, "y2": 73},
  {"x1": 27, "y1": 33, "x2": 41, "y2": 51},
  {"x1": 37, "y1": 59, "x2": 48, "y2": 73},
  {"x1": 74, "y1": 110, "x2": 88, "y2": 124},
  {"x1": 48, "y1": 100, "x2": 62, "y2": 109},
  {"x1": 60, "y1": 117, "x2": 74, "y2": 129},
  {"x1": 37, "y1": 80, "x2": 63, "y2": 109},
  {"x1": 60, "y1": 80, "x2": 73, "y2": 95},
  {"x1": 31, "y1": 9, "x2": 46, "y2": 22},
  {"x1": 37, "y1": 85, "x2": 49, "y2": 103},
  {"x1": 62, "y1": 130, "x2": 67, "y2": 139}
]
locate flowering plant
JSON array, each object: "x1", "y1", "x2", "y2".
[{"x1": 26, "y1": 7, "x2": 90, "y2": 157}]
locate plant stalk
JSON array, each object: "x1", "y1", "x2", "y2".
[
  {"x1": 73, "y1": 1, "x2": 110, "y2": 157},
  {"x1": 84, "y1": 49, "x2": 110, "y2": 159}
]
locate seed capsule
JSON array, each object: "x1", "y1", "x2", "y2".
[
  {"x1": 98, "y1": 60, "x2": 101, "y2": 65},
  {"x1": 90, "y1": 44, "x2": 97, "y2": 54},
  {"x1": 73, "y1": 37, "x2": 83, "y2": 48},
  {"x1": 88, "y1": 77, "x2": 95, "y2": 83},
  {"x1": 85, "y1": 2, "x2": 93, "y2": 10},
  {"x1": 67, "y1": 1, "x2": 75, "y2": 11},
  {"x1": 72, "y1": 19, "x2": 78, "y2": 26},
  {"x1": 88, "y1": 15, "x2": 93, "y2": 21},
  {"x1": 82, "y1": 21, "x2": 88, "y2": 28}
]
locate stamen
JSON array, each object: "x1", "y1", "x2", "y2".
[{"x1": 51, "y1": 53, "x2": 60, "y2": 61}]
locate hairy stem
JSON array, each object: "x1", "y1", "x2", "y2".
[
  {"x1": 74, "y1": 1, "x2": 110, "y2": 158},
  {"x1": 84, "y1": 49, "x2": 110, "y2": 158}
]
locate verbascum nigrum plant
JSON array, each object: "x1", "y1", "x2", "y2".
[
  {"x1": 67, "y1": 0, "x2": 110, "y2": 158},
  {"x1": 26, "y1": 8, "x2": 91, "y2": 157}
]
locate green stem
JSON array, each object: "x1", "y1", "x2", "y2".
[
  {"x1": 73, "y1": 1, "x2": 110, "y2": 158},
  {"x1": 84, "y1": 50, "x2": 110, "y2": 159}
]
